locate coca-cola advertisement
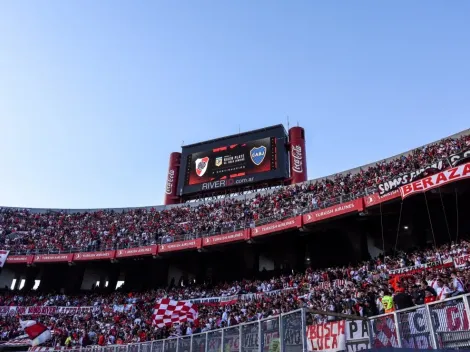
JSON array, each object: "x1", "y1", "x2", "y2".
[
  {"x1": 288, "y1": 126, "x2": 307, "y2": 184},
  {"x1": 164, "y1": 152, "x2": 181, "y2": 205},
  {"x1": 291, "y1": 145, "x2": 304, "y2": 174},
  {"x1": 165, "y1": 169, "x2": 176, "y2": 195}
]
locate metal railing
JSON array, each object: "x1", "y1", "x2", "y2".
[
  {"x1": 4, "y1": 144, "x2": 468, "y2": 256},
  {"x1": 368, "y1": 292, "x2": 470, "y2": 349},
  {"x1": 40, "y1": 309, "x2": 305, "y2": 352},
  {"x1": 7, "y1": 188, "x2": 375, "y2": 256},
  {"x1": 11, "y1": 293, "x2": 470, "y2": 352}
]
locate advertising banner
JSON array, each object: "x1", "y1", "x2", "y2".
[
  {"x1": 252, "y1": 217, "x2": 301, "y2": 238},
  {"x1": 303, "y1": 199, "x2": 364, "y2": 225},
  {"x1": 158, "y1": 238, "x2": 202, "y2": 253},
  {"x1": 364, "y1": 190, "x2": 401, "y2": 208},
  {"x1": 73, "y1": 250, "x2": 116, "y2": 261},
  {"x1": 6, "y1": 255, "x2": 33, "y2": 264},
  {"x1": 32, "y1": 254, "x2": 74, "y2": 263},
  {"x1": 400, "y1": 162, "x2": 470, "y2": 199},
  {"x1": 116, "y1": 245, "x2": 158, "y2": 258},
  {"x1": 202, "y1": 230, "x2": 249, "y2": 246}
]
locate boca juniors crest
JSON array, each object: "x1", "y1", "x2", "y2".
[
  {"x1": 250, "y1": 146, "x2": 266, "y2": 166},
  {"x1": 195, "y1": 157, "x2": 209, "y2": 177}
]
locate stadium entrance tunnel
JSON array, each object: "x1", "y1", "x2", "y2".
[{"x1": 1, "y1": 181, "x2": 470, "y2": 293}]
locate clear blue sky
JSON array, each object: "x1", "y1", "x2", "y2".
[{"x1": 0, "y1": 1, "x2": 469, "y2": 209}]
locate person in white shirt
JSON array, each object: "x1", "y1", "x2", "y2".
[
  {"x1": 435, "y1": 279, "x2": 452, "y2": 301},
  {"x1": 428, "y1": 275, "x2": 440, "y2": 292},
  {"x1": 450, "y1": 272, "x2": 466, "y2": 297},
  {"x1": 222, "y1": 310, "x2": 228, "y2": 322},
  {"x1": 186, "y1": 325, "x2": 193, "y2": 335}
]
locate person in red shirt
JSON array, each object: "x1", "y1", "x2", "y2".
[{"x1": 97, "y1": 333, "x2": 105, "y2": 346}]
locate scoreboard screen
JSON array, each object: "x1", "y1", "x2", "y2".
[
  {"x1": 186, "y1": 137, "x2": 275, "y2": 186},
  {"x1": 178, "y1": 125, "x2": 289, "y2": 195}
]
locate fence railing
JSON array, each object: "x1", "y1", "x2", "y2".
[
  {"x1": 7, "y1": 188, "x2": 374, "y2": 256},
  {"x1": 41, "y1": 309, "x2": 305, "y2": 352},
  {"x1": 368, "y1": 292, "x2": 470, "y2": 350},
  {"x1": 20, "y1": 293, "x2": 470, "y2": 352}
]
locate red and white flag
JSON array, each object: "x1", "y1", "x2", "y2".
[
  {"x1": 152, "y1": 299, "x2": 198, "y2": 328},
  {"x1": 20, "y1": 320, "x2": 51, "y2": 346}
]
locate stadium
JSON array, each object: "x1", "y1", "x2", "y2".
[{"x1": 1, "y1": 125, "x2": 470, "y2": 352}]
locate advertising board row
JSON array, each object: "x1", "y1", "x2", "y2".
[
  {"x1": 3, "y1": 198, "x2": 367, "y2": 265},
  {"x1": 4, "y1": 161, "x2": 470, "y2": 265}
]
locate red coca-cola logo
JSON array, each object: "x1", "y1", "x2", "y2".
[
  {"x1": 292, "y1": 145, "x2": 303, "y2": 173},
  {"x1": 165, "y1": 169, "x2": 175, "y2": 195}
]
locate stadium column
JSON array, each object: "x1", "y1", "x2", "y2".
[
  {"x1": 164, "y1": 152, "x2": 181, "y2": 205},
  {"x1": 23, "y1": 265, "x2": 40, "y2": 291},
  {"x1": 346, "y1": 228, "x2": 369, "y2": 262},
  {"x1": 288, "y1": 126, "x2": 307, "y2": 184},
  {"x1": 106, "y1": 264, "x2": 120, "y2": 293}
]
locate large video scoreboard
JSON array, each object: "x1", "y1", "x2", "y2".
[{"x1": 177, "y1": 125, "x2": 289, "y2": 195}]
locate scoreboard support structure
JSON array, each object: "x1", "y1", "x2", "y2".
[
  {"x1": 163, "y1": 152, "x2": 181, "y2": 205},
  {"x1": 288, "y1": 126, "x2": 308, "y2": 185},
  {"x1": 163, "y1": 125, "x2": 308, "y2": 205}
]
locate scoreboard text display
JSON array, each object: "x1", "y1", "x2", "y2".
[{"x1": 178, "y1": 125, "x2": 289, "y2": 195}]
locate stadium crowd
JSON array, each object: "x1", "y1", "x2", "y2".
[
  {"x1": 1, "y1": 240, "x2": 469, "y2": 347},
  {"x1": 1, "y1": 134, "x2": 469, "y2": 255}
]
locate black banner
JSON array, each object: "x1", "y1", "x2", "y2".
[
  {"x1": 449, "y1": 149, "x2": 470, "y2": 167},
  {"x1": 377, "y1": 160, "x2": 444, "y2": 196}
]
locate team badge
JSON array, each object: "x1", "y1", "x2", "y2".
[
  {"x1": 195, "y1": 157, "x2": 209, "y2": 177},
  {"x1": 250, "y1": 146, "x2": 266, "y2": 166},
  {"x1": 215, "y1": 157, "x2": 223, "y2": 167}
]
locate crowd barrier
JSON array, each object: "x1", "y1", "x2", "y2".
[
  {"x1": 368, "y1": 293, "x2": 470, "y2": 350},
  {"x1": 17, "y1": 293, "x2": 470, "y2": 352},
  {"x1": 31, "y1": 309, "x2": 305, "y2": 352}
]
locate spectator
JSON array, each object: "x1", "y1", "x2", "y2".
[
  {"x1": 393, "y1": 287, "x2": 414, "y2": 310},
  {"x1": 1, "y1": 133, "x2": 469, "y2": 255},
  {"x1": 450, "y1": 271, "x2": 466, "y2": 296},
  {"x1": 435, "y1": 278, "x2": 452, "y2": 300}
]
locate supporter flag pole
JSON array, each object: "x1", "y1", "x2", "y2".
[
  {"x1": 424, "y1": 192, "x2": 437, "y2": 248},
  {"x1": 394, "y1": 201, "x2": 404, "y2": 254},
  {"x1": 438, "y1": 187, "x2": 452, "y2": 244}
]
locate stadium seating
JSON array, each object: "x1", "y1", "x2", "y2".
[
  {"x1": 1, "y1": 132, "x2": 470, "y2": 348},
  {"x1": 0, "y1": 240, "x2": 469, "y2": 346},
  {"x1": 1, "y1": 133, "x2": 469, "y2": 255}
]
